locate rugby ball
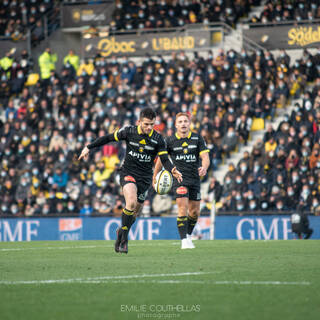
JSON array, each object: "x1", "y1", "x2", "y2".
[{"x1": 153, "y1": 170, "x2": 173, "y2": 195}]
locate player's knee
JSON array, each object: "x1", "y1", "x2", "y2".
[
  {"x1": 126, "y1": 200, "x2": 137, "y2": 211},
  {"x1": 189, "y1": 211, "x2": 199, "y2": 219},
  {"x1": 177, "y1": 204, "x2": 188, "y2": 216},
  {"x1": 189, "y1": 207, "x2": 199, "y2": 219}
]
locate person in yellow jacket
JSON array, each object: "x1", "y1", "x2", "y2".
[
  {"x1": 63, "y1": 49, "x2": 80, "y2": 72},
  {"x1": 38, "y1": 48, "x2": 57, "y2": 80},
  {"x1": 0, "y1": 52, "x2": 14, "y2": 78},
  {"x1": 77, "y1": 58, "x2": 94, "y2": 76},
  {"x1": 93, "y1": 161, "x2": 112, "y2": 187}
]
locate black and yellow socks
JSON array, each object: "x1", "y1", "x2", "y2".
[
  {"x1": 187, "y1": 215, "x2": 198, "y2": 236},
  {"x1": 177, "y1": 216, "x2": 187, "y2": 239},
  {"x1": 121, "y1": 208, "x2": 134, "y2": 241}
]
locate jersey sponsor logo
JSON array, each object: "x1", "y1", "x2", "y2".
[
  {"x1": 176, "y1": 186, "x2": 188, "y2": 195},
  {"x1": 128, "y1": 150, "x2": 152, "y2": 161},
  {"x1": 188, "y1": 145, "x2": 197, "y2": 149},
  {"x1": 129, "y1": 141, "x2": 139, "y2": 147},
  {"x1": 173, "y1": 147, "x2": 183, "y2": 151},
  {"x1": 150, "y1": 139, "x2": 158, "y2": 144},
  {"x1": 182, "y1": 142, "x2": 188, "y2": 147},
  {"x1": 191, "y1": 137, "x2": 198, "y2": 140},
  {"x1": 124, "y1": 175, "x2": 136, "y2": 183},
  {"x1": 175, "y1": 154, "x2": 196, "y2": 161},
  {"x1": 144, "y1": 145, "x2": 155, "y2": 150},
  {"x1": 139, "y1": 139, "x2": 146, "y2": 145},
  {"x1": 196, "y1": 192, "x2": 201, "y2": 200}
]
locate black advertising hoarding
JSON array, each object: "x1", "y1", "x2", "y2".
[
  {"x1": 82, "y1": 30, "x2": 211, "y2": 58},
  {"x1": 0, "y1": 39, "x2": 29, "y2": 58},
  {"x1": 62, "y1": 2, "x2": 111, "y2": 28},
  {"x1": 244, "y1": 24, "x2": 320, "y2": 50}
]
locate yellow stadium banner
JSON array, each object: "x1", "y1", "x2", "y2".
[{"x1": 82, "y1": 29, "x2": 212, "y2": 58}]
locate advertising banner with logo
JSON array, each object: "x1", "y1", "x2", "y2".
[
  {"x1": 82, "y1": 30, "x2": 211, "y2": 58},
  {"x1": 243, "y1": 24, "x2": 320, "y2": 50},
  {"x1": 62, "y1": 2, "x2": 112, "y2": 28},
  {"x1": 0, "y1": 216, "x2": 319, "y2": 242}
]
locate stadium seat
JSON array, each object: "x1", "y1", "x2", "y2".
[
  {"x1": 25, "y1": 73, "x2": 39, "y2": 86},
  {"x1": 251, "y1": 118, "x2": 265, "y2": 131}
]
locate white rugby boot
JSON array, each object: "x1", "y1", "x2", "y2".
[
  {"x1": 181, "y1": 238, "x2": 189, "y2": 249},
  {"x1": 186, "y1": 234, "x2": 195, "y2": 249}
]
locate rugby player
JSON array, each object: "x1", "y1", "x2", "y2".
[
  {"x1": 153, "y1": 112, "x2": 210, "y2": 249},
  {"x1": 78, "y1": 108, "x2": 182, "y2": 253}
]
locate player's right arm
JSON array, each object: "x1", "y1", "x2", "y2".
[
  {"x1": 155, "y1": 136, "x2": 183, "y2": 183},
  {"x1": 78, "y1": 127, "x2": 127, "y2": 160},
  {"x1": 153, "y1": 157, "x2": 163, "y2": 185}
]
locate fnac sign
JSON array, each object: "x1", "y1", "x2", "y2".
[{"x1": 97, "y1": 37, "x2": 136, "y2": 57}]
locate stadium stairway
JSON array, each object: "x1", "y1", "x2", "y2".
[
  {"x1": 213, "y1": 100, "x2": 297, "y2": 184},
  {"x1": 212, "y1": 48, "x2": 318, "y2": 185}
]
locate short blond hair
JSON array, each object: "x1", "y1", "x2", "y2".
[{"x1": 175, "y1": 112, "x2": 190, "y2": 123}]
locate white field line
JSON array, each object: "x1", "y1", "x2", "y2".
[
  {"x1": 0, "y1": 276, "x2": 310, "y2": 286},
  {"x1": 0, "y1": 272, "x2": 218, "y2": 285},
  {"x1": 0, "y1": 243, "x2": 180, "y2": 252},
  {"x1": 81, "y1": 280, "x2": 311, "y2": 286}
]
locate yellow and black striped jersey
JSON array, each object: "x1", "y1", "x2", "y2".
[
  {"x1": 166, "y1": 131, "x2": 209, "y2": 185},
  {"x1": 87, "y1": 125, "x2": 173, "y2": 182}
]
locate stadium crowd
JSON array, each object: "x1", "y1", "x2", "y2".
[
  {"x1": 218, "y1": 84, "x2": 320, "y2": 214},
  {"x1": 249, "y1": 0, "x2": 320, "y2": 24},
  {"x1": 110, "y1": 0, "x2": 261, "y2": 31},
  {"x1": 0, "y1": 0, "x2": 53, "y2": 40},
  {"x1": 0, "y1": 0, "x2": 262, "y2": 43},
  {"x1": 1, "y1": 41, "x2": 319, "y2": 216}
]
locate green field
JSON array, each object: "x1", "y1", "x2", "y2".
[{"x1": 0, "y1": 240, "x2": 319, "y2": 320}]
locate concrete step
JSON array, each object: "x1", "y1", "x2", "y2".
[{"x1": 213, "y1": 100, "x2": 301, "y2": 184}]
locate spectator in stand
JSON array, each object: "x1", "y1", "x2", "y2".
[
  {"x1": 38, "y1": 47, "x2": 57, "y2": 85},
  {"x1": 221, "y1": 127, "x2": 238, "y2": 158},
  {"x1": 80, "y1": 200, "x2": 93, "y2": 216},
  {"x1": 52, "y1": 167, "x2": 69, "y2": 190},
  {"x1": 31, "y1": 20, "x2": 44, "y2": 46},
  {"x1": 63, "y1": 50, "x2": 80, "y2": 73}
]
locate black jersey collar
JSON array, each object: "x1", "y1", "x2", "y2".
[
  {"x1": 137, "y1": 125, "x2": 154, "y2": 137},
  {"x1": 175, "y1": 131, "x2": 192, "y2": 140}
]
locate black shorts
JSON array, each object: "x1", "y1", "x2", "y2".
[
  {"x1": 119, "y1": 169, "x2": 150, "y2": 203},
  {"x1": 173, "y1": 182, "x2": 201, "y2": 201}
]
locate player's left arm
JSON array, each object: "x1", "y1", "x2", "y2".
[
  {"x1": 198, "y1": 136, "x2": 210, "y2": 177},
  {"x1": 78, "y1": 127, "x2": 127, "y2": 160}
]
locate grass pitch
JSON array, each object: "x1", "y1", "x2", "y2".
[{"x1": 0, "y1": 240, "x2": 319, "y2": 320}]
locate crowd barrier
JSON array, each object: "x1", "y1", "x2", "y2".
[{"x1": 0, "y1": 215, "x2": 319, "y2": 242}]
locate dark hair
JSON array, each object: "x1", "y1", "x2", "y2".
[{"x1": 140, "y1": 107, "x2": 156, "y2": 120}]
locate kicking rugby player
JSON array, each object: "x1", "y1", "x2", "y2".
[{"x1": 79, "y1": 108, "x2": 182, "y2": 253}]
